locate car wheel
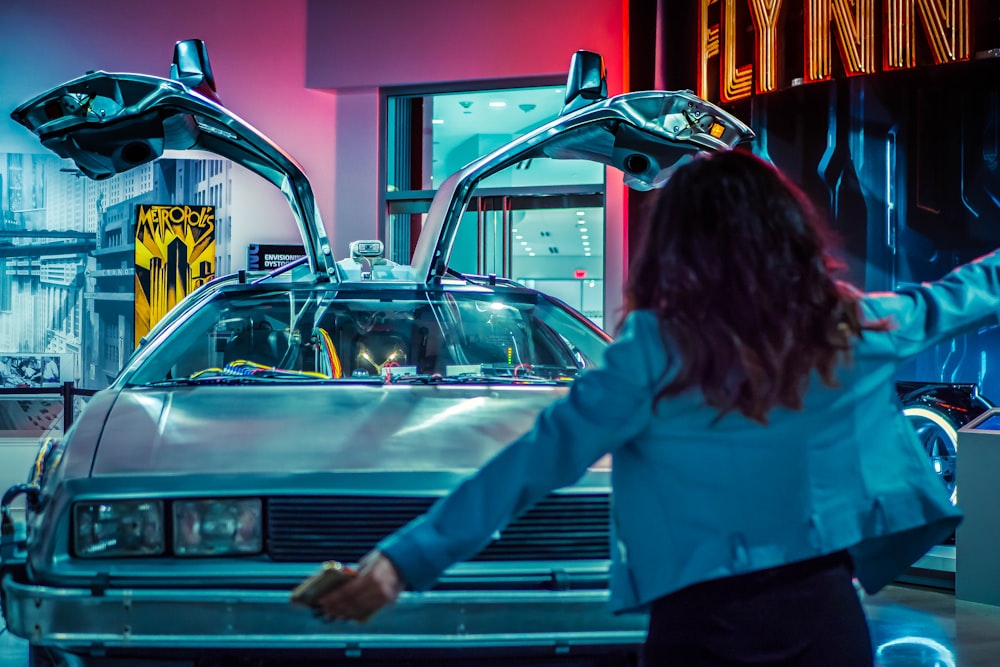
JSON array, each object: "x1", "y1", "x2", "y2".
[{"x1": 903, "y1": 405, "x2": 959, "y2": 505}]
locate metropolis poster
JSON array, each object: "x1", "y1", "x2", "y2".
[{"x1": 134, "y1": 204, "x2": 216, "y2": 346}]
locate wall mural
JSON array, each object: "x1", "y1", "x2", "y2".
[{"x1": 0, "y1": 153, "x2": 232, "y2": 390}]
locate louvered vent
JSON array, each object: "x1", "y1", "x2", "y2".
[{"x1": 266, "y1": 493, "x2": 610, "y2": 563}]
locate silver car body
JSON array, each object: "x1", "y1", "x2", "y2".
[{"x1": 0, "y1": 41, "x2": 752, "y2": 663}]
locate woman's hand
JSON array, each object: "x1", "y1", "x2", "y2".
[{"x1": 314, "y1": 550, "x2": 405, "y2": 622}]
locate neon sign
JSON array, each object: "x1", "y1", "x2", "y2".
[{"x1": 698, "y1": 0, "x2": 972, "y2": 102}]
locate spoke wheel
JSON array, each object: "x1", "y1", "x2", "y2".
[{"x1": 903, "y1": 406, "x2": 959, "y2": 505}]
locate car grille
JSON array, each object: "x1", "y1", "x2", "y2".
[{"x1": 266, "y1": 493, "x2": 610, "y2": 563}]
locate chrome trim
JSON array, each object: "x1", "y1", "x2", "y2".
[{"x1": 2, "y1": 576, "x2": 647, "y2": 650}]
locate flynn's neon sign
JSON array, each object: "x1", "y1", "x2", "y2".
[{"x1": 698, "y1": 0, "x2": 971, "y2": 102}]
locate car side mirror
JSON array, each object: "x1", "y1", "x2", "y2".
[
  {"x1": 561, "y1": 50, "x2": 608, "y2": 115},
  {"x1": 170, "y1": 39, "x2": 220, "y2": 102}
]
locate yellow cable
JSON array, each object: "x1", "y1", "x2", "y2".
[{"x1": 317, "y1": 327, "x2": 342, "y2": 378}]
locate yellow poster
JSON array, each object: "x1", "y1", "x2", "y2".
[{"x1": 134, "y1": 204, "x2": 216, "y2": 346}]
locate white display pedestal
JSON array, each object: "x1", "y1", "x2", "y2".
[{"x1": 956, "y1": 408, "x2": 1000, "y2": 606}]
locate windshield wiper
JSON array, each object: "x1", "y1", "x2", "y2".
[
  {"x1": 140, "y1": 367, "x2": 382, "y2": 387},
  {"x1": 139, "y1": 363, "x2": 580, "y2": 387},
  {"x1": 140, "y1": 376, "x2": 296, "y2": 387},
  {"x1": 389, "y1": 371, "x2": 576, "y2": 386}
]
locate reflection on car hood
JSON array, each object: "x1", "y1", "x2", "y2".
[{"x1": 92, "y1": 384, "x2": 567, "y2": 476}]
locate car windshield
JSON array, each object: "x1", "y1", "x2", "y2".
[{"x1": 126, "y1": 286, "x2": 609, "y2": 386}]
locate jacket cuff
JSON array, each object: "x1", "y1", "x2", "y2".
[{"x1": 377, "y1": 516, "x2": 448, "y2": 591}]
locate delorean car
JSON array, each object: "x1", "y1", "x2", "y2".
[{"x1": 0, "y1": 41, "x2": 755, "y2": 666}]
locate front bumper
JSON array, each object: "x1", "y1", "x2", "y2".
[{"x1": 2, "y1": 575, "x2": 647, "y2": 655}]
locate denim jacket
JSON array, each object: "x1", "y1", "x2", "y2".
[{"x1": 377, "y1": 252, "x2": 999, "y2": 613}]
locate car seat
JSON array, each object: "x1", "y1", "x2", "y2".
[{"x1": 224, "y1": 320, "x2": 299, "y2": 369}]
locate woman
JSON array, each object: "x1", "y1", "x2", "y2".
[{"x1": 312, "y1": 150, "x2": 975, "y2": 665}]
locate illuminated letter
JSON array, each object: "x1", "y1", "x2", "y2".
[
  {"x1": 698, "y1": 0, "x2": 720, "y2": 100},
  {"x1": 721, "y1": 0, "x2": 754, "y2": 102},
  {"x1": 747, "y1": 0, "x2": 783, "y2": 94},
  {"x1": 886, "y1": 0, "x2": 970, "y2": 70},
  {"x1": 805, "y1": 0, "x2": 876, "y2": 82}
]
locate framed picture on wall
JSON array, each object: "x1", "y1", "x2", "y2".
[{"x1": 0, "y1": 353, "x2": 69, "y2": 388}]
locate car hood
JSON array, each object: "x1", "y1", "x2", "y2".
[
  {"x1": 90, "y1": 384, "x2": 567, "y2": 476},
  {"x1": 11, "y1": 41, "x2": 753, "y2": 286}
]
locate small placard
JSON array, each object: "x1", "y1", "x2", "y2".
[
  {"x1": 247, "y1": 244, "x2": 307, "y2": 271},
  {"x1": 0, "y1": 353, "x2": 70, "y2": 388}
]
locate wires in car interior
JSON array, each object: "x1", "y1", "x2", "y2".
[
  {"x1": 193, "y1": 360, "x2": 331, "y2": 379},
  {"x1": 315, "y1": 327, "x2": 343, "y2": 378}
]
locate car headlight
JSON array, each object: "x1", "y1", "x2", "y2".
[
  {"x1": 173, "y1": 498, "x2": 262, "y2": 556},
  {"x1": 74, "y1": 500, "x2": 165, "y2": 558}
]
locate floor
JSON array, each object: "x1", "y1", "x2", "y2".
[
  {"x1": 2, "y1": 583, "x2": 1000, "y2": 665},
  {"x1": 865, "y1": 583, "x2": 1000, "y2": 666}
]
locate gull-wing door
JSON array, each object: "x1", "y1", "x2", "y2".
[
  {"x1": 411, "y1": 50, "x2": 755, "y2": 284},
  {"x1": 9, "y1": 39, "x2": 339, "y2": 282}
]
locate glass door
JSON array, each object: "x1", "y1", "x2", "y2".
[
  {"x1": 451, "y1": 191, "x2": 605, "y2": 328},
  {"x1": 384, "y1": 83, "x2": 608, "y2": 326}
]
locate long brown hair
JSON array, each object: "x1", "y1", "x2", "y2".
[{"x1": 623, "y1": 150, "x2": 890, "y2": 424}]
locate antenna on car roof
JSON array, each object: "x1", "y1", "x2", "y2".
[
  {"x1": 170, "y1": 39, "x2": 220, "y2": 103},
  {"x1": 561, "y1": 50, "x2": 607, "y2": 115}
]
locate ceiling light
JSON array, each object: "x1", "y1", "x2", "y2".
[
  {"x1": 525, "y1": 247, "x2": 533, "y2": 252},
  {"x1": 520, "y1": 241, "x2": 527, "y2": 245},
  {"x1": 515, "y1": 235, "x2": 523, "y2": 240},
  {"x1": 511, "y1": 227, "x2": 518, "y2": 233},
  {"x1": 581, "y1": 235, "x2": 589, "y2": 240},
  {"x1": 582, "y1": 241, "x2": 590, "y2": 246},
  {"x1": 576, "y1": 211, "x2": 585, "y2": 216},
  {"x1": 578, "y1": 227, "x2": 588, "y2": 232},
  {"x1": 489, "y1": 101, "x2": 507, "y2": 108},
  {"x1": 431, "y1": 119, "x2": 444, "y2": 125},
  {"x1": 528, "y1": 252, "x2": 536, "y2": 256}
]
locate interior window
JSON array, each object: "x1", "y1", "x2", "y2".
[{"x1": 385, "y1": 84, "x2": 607, "y2": 327}]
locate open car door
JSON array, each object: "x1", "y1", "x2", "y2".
[
  {"x1": 411, "y1": 50, "x2": 755, "y2": 284},
  {"x1": 10, "y1": 40, "x2": 338, "y2": 283}
]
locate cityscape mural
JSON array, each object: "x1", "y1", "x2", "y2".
[{"x1": 0, "y1": 153, "x2": 233, "y2": 390}]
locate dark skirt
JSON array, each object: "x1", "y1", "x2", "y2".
[{"x1": 642, "y1": 550, "x2": 873, "y2": 666}]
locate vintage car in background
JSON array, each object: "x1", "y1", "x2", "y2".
[
  {"x1": 897, "y1": 381, "x2": 991, "y2": 508},
  {"x1": 0, "y1": 41, "x2": 756, "y2": 666}
]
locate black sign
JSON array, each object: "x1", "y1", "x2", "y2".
[{"x1": 247, "y1": 243, "x2": 306, "y2": 271}]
